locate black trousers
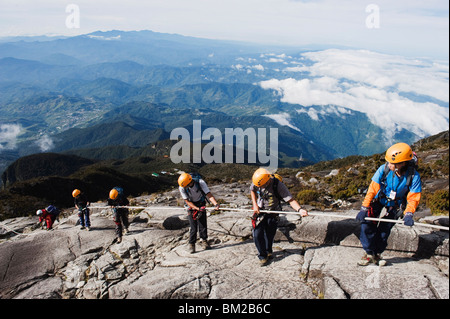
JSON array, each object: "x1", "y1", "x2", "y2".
[
  {"x1": 360, "y1": 200, "x2": 398, "y2": 255},
  {"x1": 113, "y1": 207, "x2": 129, "y2": 238},
  {"x1": 187, "y1": 202, "x2": 207, "y2": 244},
  {"x1": 253, "y1": 214, "x2": 278, "y2": 260}
]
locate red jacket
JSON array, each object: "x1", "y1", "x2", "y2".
[{"x1": 39, "y1": 209, "x2": 56, "y2": 229}]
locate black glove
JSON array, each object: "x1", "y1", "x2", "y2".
[
  {"x1": 356, "y1": 206, "x2": 369, "y2": 222},
  {"x1": 403, "y1": 212, "x2": 414, "y2": 226}
]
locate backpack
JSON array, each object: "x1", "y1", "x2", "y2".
[
  {"x1": 190, "y1": 173, "x2": 203, "y2": 186},
  {"x1": 46, "y1": 205, "x2": 60, "y2": 216},
  {"x1": 113, "y1": 186, "x2": 125, "y2": 199},
  {"x1": 113, "y1": 186, "x2": 124, "y2": 196}
]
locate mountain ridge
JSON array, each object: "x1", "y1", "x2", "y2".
[{"x1": 1, "y1": 130, "x2": 447, "y2": 221}]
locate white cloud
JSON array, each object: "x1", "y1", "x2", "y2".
[
  {"x1": 266, "y1": 58, "x2": 284, "y2": 63},
  {"x1": 252, "y1": 64, "x2": 265, "y2": 71},
  {"x1": 260, "y1": 49, "x2": 449, "y2": 140},
  {"x1": 284, "y1": 66, "x2": 308, "y2": 72},
  {"x1": 35, "y1": 134, "x2": 54, "y2": 152},
  {"x1": 296, "y1": 105, "x2": 353, "y2": 121},
  {"x1": 260, "y1": 77, "x2": 343, "y2": 107},
  {"x1": 233, "y1": 63, "x2": 265, "y2": 72},
  {"x1": 263, "y1": 113, "x2": 302, "y2": 133},
  {"x1": 296, "y1": 108, "x2": 320, "y2": 121},
  {"x1": 300, "y1": 49, "x2": 449, "y2": 102},
  {"x1": 0, "y1": 124, "x2": 22, "y2": 151}
]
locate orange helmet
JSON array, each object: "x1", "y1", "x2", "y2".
[
  {"x1": 252, "y1": 168, "x2": 271, "y2": 187},
  {"x1": 72, "y1": 189, "x2": 81, "y2": 198},
  {"x1": 109, "y1": 188, "x2": 119, "y2": 200},
  {"x1": 385, "y1": 142, "x2": 413, "y2": 163},
  {"x1": 178, "y1": 173, "x2": 193, "y2": 188}
]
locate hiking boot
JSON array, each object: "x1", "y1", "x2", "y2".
[
  {"x1": 357, "y1": 254, "x2": 375, "y2": 266},
  {"x1": 201, "y1": 240, "x2": 211, "y2": 250},
  {"x1": 375, "y1": 254, "x2": 387, "y2": 266},
  {"x1": 259, "y1": 258, "x2": 269, "y2": 267},
  {"x1": 123, "y1": 228, "x2": 129, "y2": 235},
  {"x1": 267, "y1": 253, "x2": 273, "y2": 260},
  {"x1": 189, "y1": 244, "x2": 196, "y2": 254},
  {"x1": 86, "y1": 227, "x2": 91, "y2": 231},
  {"x1": 80, "y1": 226, "x2": 85, "y2": 230},
  {"x1": 117, "y1": 237, "x2": 122, "y2": 244}
]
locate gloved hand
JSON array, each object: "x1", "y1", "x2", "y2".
[
  {"x1": 403, "y1": 212, "x2": 414, "y2": 226},
  {"x1": 356, "y1": 206, "x2": 369, "y2": 222}
]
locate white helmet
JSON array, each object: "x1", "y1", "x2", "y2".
[{"x1": 36, "y1": 209, "x2": 43, "y2": 216}]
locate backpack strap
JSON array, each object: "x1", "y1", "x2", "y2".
[
  {"x1": 380, "y1": 163, "x2": 390, "y2": 189},
  {"x1": 381, "y1": 162, "x2": 415, "y2": 189},
  {"x1": 405, "y1": 163, "x2": 415, "y2": 188},
  {"x1": 255, "y1": 176, "x2": 284, "y2": 211},
  {"x1": 184, "y1": 178, "x2": 210, "y2": 204},
  {"x1": 380, "y1": 162, "x2": 416, "y2": 204},
  {"x1": 272, "y1": 176, "x2": 284, "y2": 210}
]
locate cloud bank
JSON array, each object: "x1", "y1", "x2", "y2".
[{"x1": 260, "y1": 49, "x2": 449, "y2": 140}]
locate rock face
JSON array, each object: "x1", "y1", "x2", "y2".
[{"x1": 0, "y1": 185, "x2": 448, "y2": 299}]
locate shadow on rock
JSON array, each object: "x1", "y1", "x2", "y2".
[{"x1": 324, "y1": 219, "x2": 360, "y2": 245}]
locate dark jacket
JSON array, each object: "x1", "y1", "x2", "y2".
[
  {"x1": 108, "y1": 195, "x2": 129, "y2": 207},
  {"x1": 74, "y1": 193, "x2": 89, "y2": 209}
]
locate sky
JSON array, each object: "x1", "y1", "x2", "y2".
[{"x1": 0, "y1": 0, "x2": 448, "y2": 59}]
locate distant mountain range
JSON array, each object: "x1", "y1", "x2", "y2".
[{"x1": 0, "y1": 30, "x2": 448, "y2": 178}]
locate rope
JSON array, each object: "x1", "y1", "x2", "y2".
[
  {"x1": 216, "y1": 207, "x2": 449, "y2": 231},
  {"x1": 2, "y1": 205, "x2": 447, "y2": 236},
  {"x1": 218, "y1": 207, "x2": 350, "y2": 219},
  {"x1": 0, "y1": 221, "x2": 57, "y2": 236},
  {"x1": 364, "y1": 217, "x2": 449, "y2": 231},
  {"x1": 1, "y1": 216, "x2": 70, "y2": 237},
  {"x1": 0, "y1": 222, "x2": 25, "y2": 236},
  {"x1": 89, "y1": 205, "x2": 449, "y2": 231}
]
